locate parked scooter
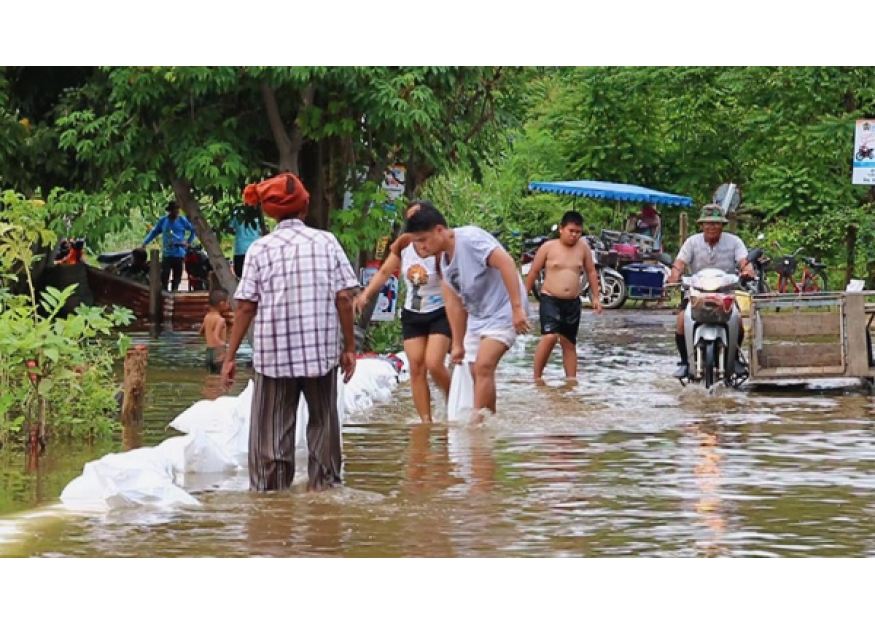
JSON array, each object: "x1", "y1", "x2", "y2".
[
  {"x1": 740, "y1": 234, "x2": 772, "y2": 295},
  {"x1": 97, "y1": 249, "x2": 135, "y2": 271},
  {"x1": 674, "y1": 268, "x2": 748, "y2": 390},
  {"x1": 184, "y1": 244, "x2": 212, "y2": 291},
  {"x1": 581, "y1": 234, "x2": 627, "y2": 310},
  {"x1": 520, "y1": 227, "x2": 555, "y2": 301}
]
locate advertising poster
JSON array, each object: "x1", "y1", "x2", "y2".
[
  {"x1": 382, "y1": 165, "x2": 406, "y2": 201},
  {"x1": 853, "y1": 119, "x2": 875, "y2": 185},
  {"x1": 360, "y1": 264, "x2": 398, "y2": 321}
]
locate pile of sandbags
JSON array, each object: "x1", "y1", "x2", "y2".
[{"x1": 59, "y1": 357, "x2": 402, "y2": 512}]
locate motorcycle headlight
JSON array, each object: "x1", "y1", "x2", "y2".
[{"x1": 697, "y1": 276, "x2": 722, "y2": 292}]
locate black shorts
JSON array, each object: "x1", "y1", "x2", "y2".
[
  {"x1": 401, "y1": 308, "x2": 452, "y2": 341},
  {"x1": 539, "y1": 294, "x2": 581, "y2": 344}
]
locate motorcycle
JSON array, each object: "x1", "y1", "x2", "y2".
[
  {"x1": 581, "y1": 234, "x2": 627, "y2": 310},
  {"x1": 97, "y1": 249, "x2": 135, "y2": 271},
  {"x1": 184, "y1": 244, "x2": 212, "y2": 291},
  {"x1": 519, "y1": 228, "x2": 554, "y2": 301},
  {"x1": 675, "y1": 268, "x2": 747, "y2": 390},
  {"x1": 856, "y1": 145, "x2": 874, "y2": 161}
]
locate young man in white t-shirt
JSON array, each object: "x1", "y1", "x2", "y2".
[{"x1": 404, "y1": 204, "x2": 531, "y2": 424}]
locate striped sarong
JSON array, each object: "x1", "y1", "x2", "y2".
[{"x1": 249, "y1": 369, "x2": 342, "y2": 492}]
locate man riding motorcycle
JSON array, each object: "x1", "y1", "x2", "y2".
[{"x1": 666, "y1": 204, "x2": 757, "y2": 378}]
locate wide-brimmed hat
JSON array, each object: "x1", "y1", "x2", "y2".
[{"x1": 697, "y1": 204, "x2": 729, "y2": 224}]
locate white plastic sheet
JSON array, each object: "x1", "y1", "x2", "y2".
[{"x1": 447, "y1": 363, "x2": 474, "y2": 423}]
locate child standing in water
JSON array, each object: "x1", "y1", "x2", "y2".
[
  {"x1": 200, "y1": 288, "x2": 230, "y2": 373},
  {"x1": 525, "y1": 210, "x2": 602, "y2": 382}
]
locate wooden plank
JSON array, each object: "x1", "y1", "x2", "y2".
[
  {"x1": 758, "y1": 343, "x2": 843, "y2": 369},
  {"x1": 758, "y1": 312, "x2": 841, "y2": 338},
  {"x1": 149, "y1": 250, "x2": 161, "y2": 321},
  {"x1": 845, "y1": 293, "x2": 871, "y2": 376},
  {"x1": 755, "y1": 366, "x2": 846, "y2": 378}
]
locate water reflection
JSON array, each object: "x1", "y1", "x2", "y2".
[{"x1": 5, "y1": 313, "x2": 875, "y2": 556}]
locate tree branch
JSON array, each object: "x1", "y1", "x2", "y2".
[
  {"x1": 261, "y1": 82, "x2": 293, "y2": 155},
  {"x1": 288, "y1": 83, "x2": 316, "y2": 158}
]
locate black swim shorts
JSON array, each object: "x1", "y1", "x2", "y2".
[
  {"x1": 539, "y1": 294, "x2": 581, "y2": 344},
  {"x1": 401, "y1": 307, "x2": 452, "y2": 341}
]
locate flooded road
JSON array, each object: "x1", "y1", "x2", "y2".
[{"x1": 3, "y1": 311, "x2": 875, "y2": 557}]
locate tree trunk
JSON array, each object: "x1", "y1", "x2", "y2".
[
  {"x1": 120, "y1": 345, "x2": 148, "y2": 427},
  {"x1": 262, "y1": 82, "x2": 315, "y2": 176},
  {"x1": 171, "y1": 178, "x2": 237, "y2": 297},
  {"x1": 301, "y1": 139, "x2": 330, "y2": 230}
]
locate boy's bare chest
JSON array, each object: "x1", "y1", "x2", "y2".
[{"x1": 546, "y1": 246, "x2": 584, "y2": 271}]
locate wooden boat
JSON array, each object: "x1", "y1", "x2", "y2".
[
  {"x1": 85, "y1": 265, "x2": 151, "y2": 319},
  {"x1": 84, "y1": 265, "x2": 233, "y2": 327}
]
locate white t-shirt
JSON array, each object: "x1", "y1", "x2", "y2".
[
  {"x1": 439, "y1": 226, "x2": 529, "y2": 335},
  {"x1": 401, "y1": 244, "x2": 444, "y2": 313}
]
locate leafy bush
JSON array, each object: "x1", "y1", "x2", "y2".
[{"x1": 0, "y1": 191, "x2": 135, "y2": 445}]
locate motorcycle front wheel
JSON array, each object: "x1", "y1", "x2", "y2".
[
  {"x1": 599, "y1": 272, "x2": 627, "y2": 310},
  {"x1": 703, "y1": 341, "x2": 717, "y2": 389}
]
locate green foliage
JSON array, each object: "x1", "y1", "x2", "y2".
[
  {"x1": 329, "y1": 182, "x2": 403, "y2": 258},
  {"x1": 0, "y1": 192, "x2": 135, "y2": 443},
  {"x1": 7, "y1": 65, "x2": 875, "y2": 291},
  {"x1": 364, "y1": 317, "x2": 403, "y2": 355}
]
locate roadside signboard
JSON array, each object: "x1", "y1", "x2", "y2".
[{"x1": 853, "y1": 119, "x2": 875, "y2": 185}]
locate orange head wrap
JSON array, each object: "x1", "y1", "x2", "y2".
[{"x1": 243, "y1": 173, "x2": 310, "y2": 220}]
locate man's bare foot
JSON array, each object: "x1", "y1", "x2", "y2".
[{"x1": 534, "y1": 377, "x2": 546, "y2": 386}]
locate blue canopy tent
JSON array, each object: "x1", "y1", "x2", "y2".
[
  {"x1": 527, "y1": 180, "x2": 693, "y2": 207},
  {"x1": 529, "y1": 180, "x2": 694, "y2": 257}
]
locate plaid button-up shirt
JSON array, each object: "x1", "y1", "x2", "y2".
[{"x1": 235, "y1": 219, "x2": 359, "y2": 379}]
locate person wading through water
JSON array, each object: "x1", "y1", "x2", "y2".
[{"x1": 222, "y1": 172, "x2": 359, "y2": 492}]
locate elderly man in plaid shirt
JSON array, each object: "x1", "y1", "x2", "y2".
[{"x1": 222, "y1": 173, "x2": 359, "y2": 492}]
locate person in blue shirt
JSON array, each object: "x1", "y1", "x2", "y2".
[
  {"x1": 228, "y1": 205, "x2": 268, "y2": 278},
  {"x1": 142, "y1": 200, "x2": 197, "y2": 291}
]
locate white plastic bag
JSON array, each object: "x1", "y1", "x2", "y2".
[
  {"x1": 847, "y1": 279, "x2": 865, "y2": 292},
  {"x1": 447, "y1": 363, "x2": 474, "y2": 422}
]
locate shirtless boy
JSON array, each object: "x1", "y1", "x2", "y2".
[
  {"x1": 525, "y1": 211, "x2": 602, "y2": 381},
  {"x1": 200, "y1": 287, "x2": 230, "y2": 373}
]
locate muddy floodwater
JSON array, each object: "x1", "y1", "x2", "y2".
[{"x1": 3, "y1": 311, "x2": 875, "y2": 557}]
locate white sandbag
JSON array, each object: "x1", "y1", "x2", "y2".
[
  {"x1": 447, "y1": 363, "x2": 474, "y2": 423},
  {"x1": 394, "y1": 351, "x2": 411, "y2": 383},
  {"x1": 156, "y1": 431, "x2": 239, "y2": 475},
  {"x1": 224, "y1": 380, "x2": 254, "y2": 459},
  {"x1": 167, "y1": 395, "x2": 239, "y2": 435},
  {"x1": 342, "y1": 358, "x2": 397, "y2": 415},
  {"x1": 60, "y1": 448, "x2": 199, "y2": 511}
]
